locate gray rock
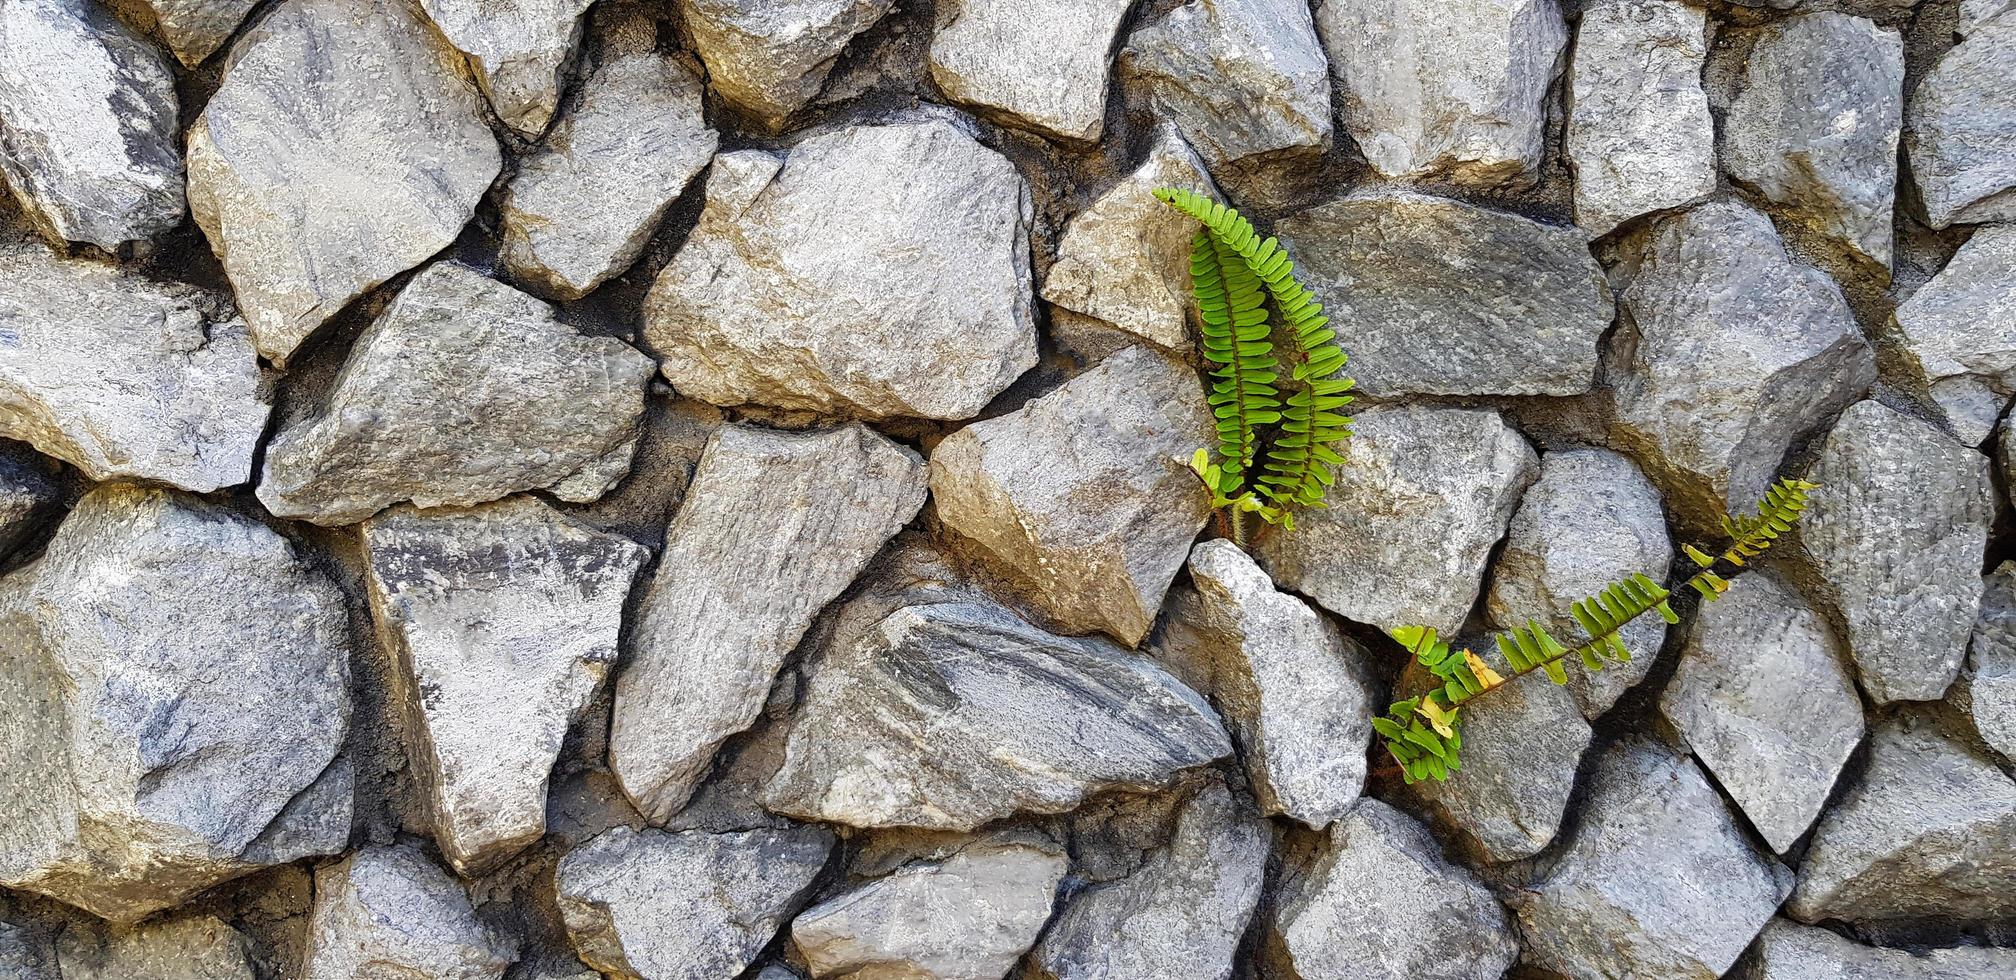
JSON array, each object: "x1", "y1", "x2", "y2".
[
  {"x1": 1271, "y1": 799, "x2": 1519, "y2": 980},
  {"x1": 1907, "y1": 15, "x2": 2016, "y2": 228},
  {"x1": 1123, "y1": 0, "x2": 1332, "y2": 168},
  {"x1": 1958, "y1": 562, "x2": 2016, "y2": 760},
  {"x1": 929, "y1": 0, "x2": 1133, "y2": 141},
  {"x1": 1419, "y1": 673, "x2": 1591, "y2": 862},
  {"x1": 418, "y1": 0, "x2": 593, "y2": 137},
  {"x1": 1892, "y1": 224, "x2": 2016, "y2": 446},
  {"x1": 791, "y1": 836, "x2": 1068, "y2": 979},
  {"x1": 1041, "y1": 121, "x2": 1217, "y2": 351},
  {"x1": 1161, "y1": 540, "x2": 1375, "y2": 828},
  {"x1": 677, "y1": 0, "x2": 894, "y2": 130},
  {"x1": 1724, "y1": 12, "x2": 1904, "y2": 267},
  {"x1": 1485, "y1": 448, "x2": 1672, "y2": 718},
  {"x1": 1565, "y1": 0, "x2": 1716, "y2": 238},
  {"x1": 1737, "y1": 918, "x2": 2016, "y2": 979},
  {"x1": 362, "y1": 497, "x2": 648, "y2": 875},
  {"x1": 1606, "y1": 200, "x2": 1875, "y2": 523},
  {"x1": 610, "y1": 424, "x2": 927, "y2": 823},
  {"x1": 1317, "y1": 0, "x2": 1567, "y2": 187},
  {"x1": 1028, "y1": 779, "x2": 1268, "y2": 980},
  {"x1": 1513, "y1": 739, "x2": 1794, "y2": 979},
  {"x1": 643, "y1": 120, "x2": 1037, "y2": 420},
  {"x1": 1660, "y1": 572, "x2": 1864, "y2": 852},
  {"x1": 1962, "y1": 0, "x2": 2016, "y2": 35},
  {"x1": 1275, "y1": 189, "x2": 1614, "y2": 397},
  {"x1": 930, "y1": 346, "x2": 1212, "y2": 646},
  {"x1": 0, "y1": 485, "x2": 351, "y2": 922},
  {"x1": 258, "y1": 262, "x2": 653, "y2": 526},
  {"x1": 304, "y1": 845, "x2": 514, "y2": 980},
  {"x1": 1800, "y1": 400, "x2": 1992, "y2": 704},
  {"x1": 556, "y1": 825, "x2": 833, "y2": 980},
  {"x1": 0, "y1": 918, "x2": 53, "y2": 979},
  {"x1": 187, "y1": 0, "x2": 502, "y2": 366},
  {"x1": 0, "y1": 0, "x2": 182, "y2": 251},
  {"x1": 0, "y1": 243, "x2": 267, "y2": 492},
  {"x1": 124, "y1": 0, "x2": 259, "y2": 66},
  {"x1": 55, "y1": 915, "x2": 253, "y2": 980},
  {"x1": 1789, "y1": 716, "x2": 2016, "y2": 924},
  {"x1": 763, "y1": 598, "x2": 1232, "y2": 831},
  {"x1": 498, "y1": 32, "x2": 718, "y2": 300},
  {"x1": 1256, "y1": 404, "x2": 1539, "y2": 636},
  {"x1": 0, "y1": 446, "x2": 58, "y2": 561}
]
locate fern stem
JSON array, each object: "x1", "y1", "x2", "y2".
[{"x1": 1229, "y1": 507, "x2": 1247, "y2": 549}]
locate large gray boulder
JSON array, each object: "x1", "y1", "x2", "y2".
[
  {"x1": 1737, "y1": 917, "x2": 2016, "y2": 979},
  {"x1": 304, "y1": 845, "x2": 514, "y2": 980},
  {"x1": 1906, "y1": 14, "x2": 2016, "y2": 228},
  {"x1": 258, "y1": 263, "x2": 653, "y2": 526},
  {"x1": 1892, "y1": 224, "x2": 2016, "y2": 446},
  {"x1": 0, "y1": 486, "x2": 351, "y2": 922},
  {"x1": 1799, "y1": 400, "x2": 1992, "y2": 704},
  {"x1": 1275, "y1": 189, "x2": 1613, "y2": 398},
  {"x1": 1958, "y1": 562, "x2": 2016, "y2": 760},
  {"x1": 1660, "y1": 572, "x2": 1864, "y2": 853},
  {"x1": 1317, "y1": 0, "x2": 1566, "y2": 187},
  {"x1": 0, "y1": 242, "x2": 268, "y2": 493},
  {"x1": 556, "y1": 825, "x2": 834, "y2": 980},
  {"x1": 1564, "y1": 0, "x2": 1716, "y2": 238},
  {"x1": 928, "y1": 0, "x2": 1133, "y2": 141},
  {"x1": 187, "y1": 0, "x2": 502, "y2": 366},
  {"x1": 1256, "y1": 404, "x2": 1539, "y2": 636},
  {"x1": 1417, "y1": 674, "x2": 1591, "y2": 862},
  {"x1": 1605, "y1": 200, "x2": 1874, "y2": 523},
  {"x1": 791, "y1": 835, "x2": 1068, "y2": 979},
  {"x1": 0, "y1": 0, "x2": 182, "y2": 251},
  {"x1": 417, "y1": 0, "x2": 594, "y2": 138},
  {"x1": 1788, "y1": 716, "x2": 2016, "y2": 925},
  {"x1": 644, "y1": 120, "x2": 1037, "y2": 420},
  {"x1": 610, "y1": 424, "x2": 926, "y2": 823},
  {"x1": 1724, "y1": 12, "x2": 1904, "y2": 267},
  {"x1": 362, "y1": 497, "x2": 648, "y2": 876},
  {"x1": 930, "y1": 346, "x2": 1212, "y2": 646},
  {"x1": 1270, "y1": 800, "x2": 1519, "y2": 980},
  {"x1": 1964, "y1": 0, "x2": 2016, "y2": 35},
  {"x1": 676, "y1": 0, "x2": 894, "y2": 130},
  {"x1": 1122, "y1": 0, "x2": 1332, "y2": 168},
  {"x1": 54, "y1": 915, "x2": 254, "y2": 980},
  {"x1": 498, "y1": 27, "x2": 718, "y2": 300}
]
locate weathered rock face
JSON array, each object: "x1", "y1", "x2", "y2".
[
  {"x1": 1606, "y1": 200, "x2": 1875, "y2": 522},
  {"x1": 644, "y1": 120, "x2": 1037, "y2": 419},
  {"x1": 1512, "y1": 739, "x2": 1794, "y2": 979},
  {"x1": 556, "y1": 825, "x2": 834, "y2": 980},
  {"x1": 1418, "y1": 675, "x2": 1591, "y2": 862},
  {"x1": 1738, "y1": 917, "x2": 2016, "y2": 979},
  {"x1": 417, "y1": 0, "x2": 593, "y2": 138},
  {"x1": 1789, "y1": 716, "x2": 2016, "y2": 925},
  {"x1": 928, "y1": 0, "x2": 1132, "y2": 141},
  {"x1": 1041, "y1": 122, "x2": 1217, "y2": 351},
  {"x1": 0, "y1": 486, "x2": 352, "y2": 922},
  {"x1": 1724, "y1": 12, "x2": 1903, "y2": 267},
  {"x1": 1963, "y1": 0, "x2": 2016, "y2": 35},
  {"x1": 258, "y1": 263, "x2": 653, "y2": 526},
  {"x1": 187, "y1": 0, "x2": 502, "y2": 366},
  {"x1": 498, "y1": 34, "x2": 718, "y2": 300},
  {"x1": 1256, "y1": 404, "x2": 1539, "y2": 636},
  {"x1": 1906, "y1": 15, "x2": 2016, "y2": 228},
  {"x1": 0, "y1": 242, "x2": 268, "y2": 493},
  {"x1": 1271, "y1": 800, "x2": 1519, "y2": 980},
  {"x1": 1123, "y1": 0, "x2": 1333, "y2": 168},
  {"x1": 305, "y1": 845, "x2": 514, "y2": 980},
  {"x1": 610, "y1": 424, "x2": 926, "y2": 823},
  {"x1": 1892, "y1": 224, "x2": 2016, "y2": 446},
  {"x1": 54, "y1": 915, "x2": 254, "y2": 980},
  {"x1": 363, "y1": 498, "x2": 648, "y2": 876},
  {"x1": 1275, "y1": 189, "x2": 1613, "y2": 397},
  {"x1": 1029, "y1": 780, "x2": 1268, "y2": 980},
  {"x1": 1161, "y1": 540, "x2": 1374, "y2": 828},
  {"x1": 0, "y1": 446, "x2": 57, "y2": 560},
  {"x1": 125, "y1": 0, "x2": 258, "y2": 66},
  {"x1": 0, "y1": 0, "x2": 183, "y2": 251},
  {"x1": 1660, "y1": 572, "x2": 1864, "y2": 853},
  {"x1": 764, "y1": 597, "x2": 1232, "y2": 830},
  {"x1": 0, "y1": 918, "x2": 53, "y2": 979},
  {"x1": 931, "y1": 346, "x2": 1212, "y2": 646},
  {"x1": 1961, "y1": 563, "x2": 2016, "y2": 760},
  {"x1": 1317, "y1": 0, "x2": 1567, "y2": 186},
  {"x1": 1799, "y1": 400, "x2": 1992, "y2": 705},
  {"x1": 677, "y1": 0, "x2": 894, "y2": 130},
  {"x1": 1565, "y1": 0, "x2": 1716, "y2": 238},
  {"x1": 791, "y1": 836, "x2": 1068, "y2": 979},
  {"x1": 1486, "y1": 449, "x2": 1671, "y2": 718}
]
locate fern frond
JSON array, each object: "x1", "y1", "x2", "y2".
[
  {"x1": 1717, "y1": 478, "x2": 1819, "y2": 567},
  {"x1": 1192, "y1": 227, "x2": 1280, "y2": 495}
]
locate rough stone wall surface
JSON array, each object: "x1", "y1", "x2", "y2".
[{"x1": 0, "y1": 0, "x2": 2011, "y2": 977}]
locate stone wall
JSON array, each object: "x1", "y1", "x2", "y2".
[{"x1": 1, "y1": 0, "x2": 2013, "y2": 977}]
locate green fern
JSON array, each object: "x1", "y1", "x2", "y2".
[{"x1": 1375, "y1": 478, "x2": 1820, "y2": 785}]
